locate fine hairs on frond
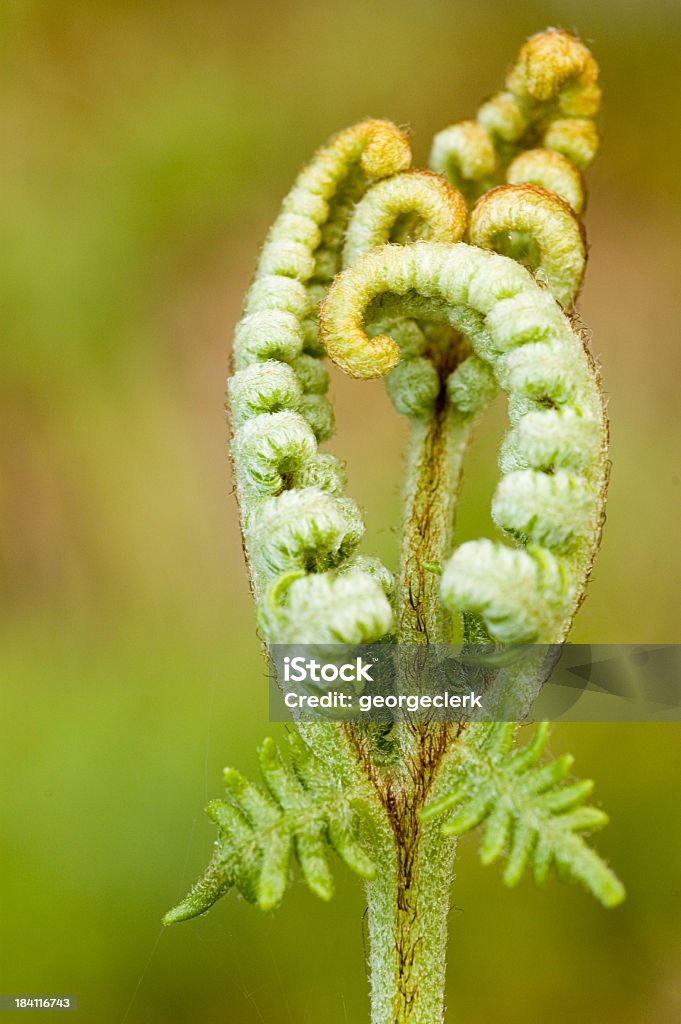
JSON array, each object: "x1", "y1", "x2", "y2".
[
  {"x1": 430, "y1": 29, "x2": 598, "y2": 306},
  {"x1": 168, "y1": 33, "x2": 623, "y2": 1017},
  {"x1": 431, "y1": 28, "x2": 599, "y2": 206},
  {"x1": 320, "y1": 241, "x2": 606, "y2": 642},
  {"x1": 467, "y1": 183, "x2": 586, "y2": 306},
  {"x1": 422, "y1": 723, "x2": 624, "y2": 907},
  {"x1": 228, "y1": 119, "x2": 414, "y2": 644},
  {"x1": 164, "y1": 732, "x2": 375, "y2": 921}
]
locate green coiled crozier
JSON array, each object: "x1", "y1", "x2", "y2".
[
  {"x1": 430, "y1": 28, "x2": 599, "y2": 310},
  {"x1": 228, "y1": 119, "x2": 413, "y2": 645},
  {"x1": 168, "y1": 31, "x2": 623, "y2": 1024},
  {"x1": 320, "y1": 241, "x2": 607, "y2": 643},
  {"x1": 431, "y1": 27, "x2": 600, "y2": 210}
]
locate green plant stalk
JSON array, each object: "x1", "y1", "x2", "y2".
[
  {"x1": 398, "y1": 400, "x2": 471, "y2": 644},
  {"x1": 363, "y1": 342, "x2": 470, "y2": 1022},
  {"x1": 366, "y1": 810, "x2": 455, "y2": 1024}
]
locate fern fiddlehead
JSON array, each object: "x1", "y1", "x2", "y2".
[
  {"x1": 467, "y1": 183, "x2": 586, "y2": 306},
  {"x1": 229, "y1": 119, "x2": 413, "y2": 644},
  {"x1": 167, "y1": 29, "x2": 623, "y2": 1024},
  {"x1": 431, "y1": 28, "x2": 597, "y2": 313},
  {"x1": 321, "y1": 240, "x2": 606, "y2": 643},
  {"x1": 431, "y1": 28, "x2": 600, "y2": 207}
]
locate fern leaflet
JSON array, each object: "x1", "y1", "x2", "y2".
[
  {"x1": 421, "y1": 723, "x2": 625, "y2": 908},
  {"x1": 164, "y1": 731, "x2": 375, "y2": 923}
]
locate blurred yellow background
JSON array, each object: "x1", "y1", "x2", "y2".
[{"x1": 1, "y1": 1, "x2": 680, "y2": 1021}]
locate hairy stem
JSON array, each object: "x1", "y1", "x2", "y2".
[
  {"x1": 363, "y1": 331, "x2": 472, "y2": 1023},
  {"x1": 398, "y1": 408, "x2": 470, "y2": 643},
  {"x1": 397, "y1": 331, "x2": 471, "y2": 645},
  {"x1": 366, "y1": 781, "x2": 456, "y2": 1024}
]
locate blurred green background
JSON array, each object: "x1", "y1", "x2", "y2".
[{"x1": 1, "y1": 1, "x2": 680, "y2": 1021}]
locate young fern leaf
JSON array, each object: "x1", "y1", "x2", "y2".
[
  {"x1": 467, "y1": 183, "x2": 586, "y2": 306},
  {"x1": 431, "y1": 30, "x2": 597, "y2": 306},
  {"x1": 169, "y1": 29, "x2": 623, "y2": 1023},
  {"x1": 320, "y1": 241, "x2": 607, "y2": 642},
  {"x1": 228, "y1": 118, "x2": 413, "y2": 644},
  {"x1": 342, "y1": 169, "x2": 468, "y2": 267},
  {"x1": 422, "y1": 723, "x2": 625, "y2": 908},
  {"x1": 164, "y1": 732, "x2": 375, "y2": 923},
  {"x1": 431, "y1": 28, "x2": 600, "y2": 208},
  {"x1": 343, "y1": 170, "x2": 470, "y2": 420}
]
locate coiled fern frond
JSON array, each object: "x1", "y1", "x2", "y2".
[
  {"x1": 320, "y1": 241, "x2": 606, "y2": 643},
  {"x1": 168, "y1": 29, "x2": 623, "y2": 1024},
  {"x1": 228, "y1": 118, "x2": 413, "y2": 645},
  {"x1": 431, "y1": 28, "x2": 600, "y2": 207}
]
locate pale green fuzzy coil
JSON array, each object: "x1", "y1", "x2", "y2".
[
  {"x1": 258, "y1": 563, "x2": 394, "y2": 645},
  {"x1": 447, "y1": 355, "x2": 497, "y2": 417},
  {"x1": 342, "y1": 170, "x2": 467, "y2": 419},
  {"x1": 467, "y1": 183, "x2": 586, "y2": 307},
  {"x1": 385, "y1": 357, "x2": 440, "y2": 417},
  {"x1": 429, "y1": 121, "x2": 497, "y2": 199},
  {"x1": 342, "y1": 170, "x2": 467, "y2": 267},
  {"x1": 320, "y1": 240, "x2": 606, "y2": 643},
  {"x1": 246, "y1": 488, "x2": 364, "y2": 580},
  {"x1": 228, "y1": 120, "x2": 412, "y2": 643},
  {"x1": 229, "y1": 361, "x2": 303, "y2": 428},
  {"x1": 442, "y1": 540, "x2": 571, "y2": 643},
  {"x1": 499, "y1": 407, "x2": 599, "y2": 473},
  {"x1": 233, "y1": 310, "x2": 304, "y2": 370},
  {"x1": 507, "y1": 149, "x2": 585, "y2": 214},
  {"x1": 492, "y1": 470, "x2": 593, "y2": 551},
  {"x1": 232, "y1": 411, "x2": 317, "y2": 497}
]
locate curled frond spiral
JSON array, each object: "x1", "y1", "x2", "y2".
[
  {"x1": 506, "y1": 148, "x2": 585, "y2": 214},
  {"x1": 343, "y1": 169, "x2": 467, "y2": 266},
  {"x1": 430, "y1": 29, "x2": 599, "y2": 214},
  {"x1": 342, "y1": 170, "x2": 469, "y2": 417},
  {"x1": 467, "y1": 183, "x2": 586, "y2": 306},
  {"x1": 229, "y1": 120, "x2": 413, "y2": 643},
  {"x1": 429, "y1": 120, "x2": 498, "y2": 201},
  {"x1": 320, "y1": 241, "x2": 607, "y2": 642}
]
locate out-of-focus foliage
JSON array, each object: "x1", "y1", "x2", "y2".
[{"x1": 1, "y1": 2, "x2": 680, "y2": 1021}]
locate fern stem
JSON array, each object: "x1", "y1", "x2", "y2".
[
  {"x1": 366, "y1": 814, "x2": 455, "y2": 1024},
  {"x1": 397, "y1": 331, "x2": 470, "y2": 644},
  {"x1": 364, "y1": 333, "x2": 467, "y2": 1022}
]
